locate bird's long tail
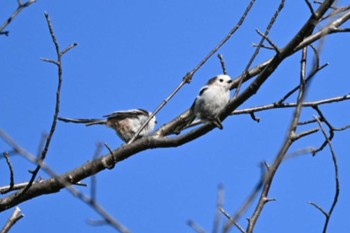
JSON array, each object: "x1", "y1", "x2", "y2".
[
  {"x1": 58, "y1": 117, "x2": 106, "y2": 126},
  {"x1": 172, "y1": 109, "x2": 196, "y2": 134}
]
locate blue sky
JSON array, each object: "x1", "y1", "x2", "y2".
[{"x1": 1, "y1": 1, "x2": 350, "y2": 233}]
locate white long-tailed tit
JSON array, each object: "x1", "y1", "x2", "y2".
[
  {"x1": 58, "y1": 109, "x2": 157, "y2": 142},
  {"x1": 179, "y1": 74, "x2": 232, "y2": 131}
]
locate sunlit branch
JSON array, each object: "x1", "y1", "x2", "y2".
[
  {"x1": 0, "y1": 207, "x2": 24, "y2": 233},
  {"x1": 130, "y1": 0, "x2": 257, "y2": 142}
]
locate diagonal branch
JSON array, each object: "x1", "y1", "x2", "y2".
[
  {"x1": 128, "y1": 0, "x2": 257, "y2": 143},
  {"x1": 0, "y1": 0, "x2": 345, "y2": 214},
  {"x1": 0, "y1": 207, "x2": 24, "y2": 233},
  {"x1": 245, "y1": 47, "x2": 309, "y2": 233},
  {"x1": 0, "y1": 0, "x2": 37, "y2": 36},
  {"x1": 0, "y1": 130, "x2": 130, "y2": 233},
  {"x1": 234, "y1": 0, "x2": 285, "y2": 98},
  {"x1": 157, "y1": 0, "x2": 341, "y2": 138}
]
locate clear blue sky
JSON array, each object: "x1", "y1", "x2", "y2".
[{"x1": 1, "y1": 1, "x2": 350, "y2": 233}]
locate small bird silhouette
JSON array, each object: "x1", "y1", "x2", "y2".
[
  {"x1": 58, "y1": 109, "x2": 156, "y2": 142},
  {"x1": 175, "y1": 74, "x2": 232, "y2": 133}
]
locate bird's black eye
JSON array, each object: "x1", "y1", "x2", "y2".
[{"x1": 219, "y1": 79, "x2": 224, "y2": 82}]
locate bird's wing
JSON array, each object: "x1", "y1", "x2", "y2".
[
  {"x1": 104, "y1": 109, "x2": 149, "y2": 120},
  {"x1": 198, "y1": 86, "x2": 209, "y2": 96}
]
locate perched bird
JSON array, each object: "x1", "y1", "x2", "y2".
[
  {"x1": 176, "y1": 74, "x2": 232, "y2": 132},
  {"x1": 58, "y1": 109, "x2": 157, "y2": 142}
]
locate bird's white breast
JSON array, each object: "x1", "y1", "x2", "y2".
[{"x1": 194, "y1": 85, "x2": 230, "y2": 119}]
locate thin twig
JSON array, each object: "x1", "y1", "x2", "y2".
[
  {"x1": 2, "y1": 153, "x2": 15, "y2": 194},
  {"x1": 0, "y1": 129, "x2": 130, "y2": 233},
  {"x1": 313, "y1": 0, "x2": 337, "y2": 10},
  {"x1": 308, "y1": 201, "x2": 328, "y2": 216},
  {"x1": 68, "y1": 186, "x2": 130, "y2": 233},
  {"x1": 312, "y1": 106, "x2": 334, "y2": 154},
  {"x1": 275, "y1": 63, "x2": 328, "y2": 104},
  {"x1": 187, "y1": 220, "x2": 208, "y2": 233},
  {"x1": 313, "y1": 117, "x2": 340, "y2": 233},
  {"x1": 86, "y1": 219, "x2": 108, "y2": 226},
  {"x1": 305, "y1": 0, "x2": 316, "y2": 17},
  {"x1": 0, "y1": 207, "x2": 24, "y2": 233},
  {"x1": 212, "y1": 184, "x2": 224, "y2": 233},
  {"x1": 0, "y1": 0, "x2": 37, "y2": 36},
  {"x1": 217, "y1": 54, "x2": 228, "y2": 75},
  {"x1": 255, "y1": 29, "x2": 280, "y2": 52},
  {"x1": 22, "y1": 12, "x2": 77, "y2": 192},
  {"x1": 284, "y1": 147, "x2": 318, "y2": 160},
  {"x1": 219, "y1": 207, "x2": 245, "y2": 233},
  {"x1": 90, "y1": 143, "x2": 103, "y2": 203},
  {"x1": 244, "y1": 47, "x2": 309, "y2": 233},
  {"x1": 234, "y1": 0, "x2": 285, "y2": 98},
  {"x1": 223, "y1": 163, "x2": 266, "y2": 233},
  {"x1": 232, "y1": 94, "x2": 350, "y2": 116},
  {"x1": 0, "y1": 180, "x2": 45, "y2": 194}
]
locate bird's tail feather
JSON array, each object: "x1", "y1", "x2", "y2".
[
  {"x1": 172, "y1": 109, "x2": 196, "y2": 134},
  {"x1": 58, "y1": 117, "x2": 106, "y2": 126}
]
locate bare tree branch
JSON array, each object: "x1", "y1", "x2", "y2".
[
  {"x1": 305, "y1": 0, "x2": 316, "y2": 17},
  {"x1": 157, "y1": 0, "x2": 342, "y2": 138},
  {"x1": 0, "y1": 180, "x2": 42, "y2": 194},
  {"x1": 0, "y1": 130, "x2": 130, "y2": 233},
  {"x1": 212, "y1": 184, "x2": 224, "y2": 233},
  {"x1": 234, "y1": 0, "x2": 285, "y2": 98},
  {"x1": 129, "y1": 0, "x2": 257, "y2": 142},
  {"x1": 0, "y1": 0, "x2": 36, "y2": 36},
  {"x1": 245, "y1": 46, "x2": 309, "y2": 233},
  {"x1": 0, "y1": 207, "x2": 24, "y2": 233},
  {"x1": 232, "y1": 94, "x2": 350, "y2": 116},
  {"x1": 2, "y1": 153, "x2": 15, "y2": 194},
  {"x1": 19, "y1": 12, "x2": 77, "y2": 193},
  {"x1": 219, "y1": 207, "x2": 245, "y2": 233},
  {"x1": 187, "y1": 220, "x2": 208, "y2": 233},
  {"x1": 217, "y1": 54, "x2": 228, "y2": 75},
  {"x1": 0, "y1": 3, "x2": 348, "y2": 227},
  {"x1": 223, "y1": 162, "x2": 267, "y2": 233},
  {"x1": 311, "y1": 117, "x2": 340, "y2": 233}
]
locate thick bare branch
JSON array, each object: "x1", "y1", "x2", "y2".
[
  {"x1": 130, "y1": 0, "x2": 257, "y2": 142},
  {"x1": 0, "y1": 2, "x2": 347, "y2": 222}
]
